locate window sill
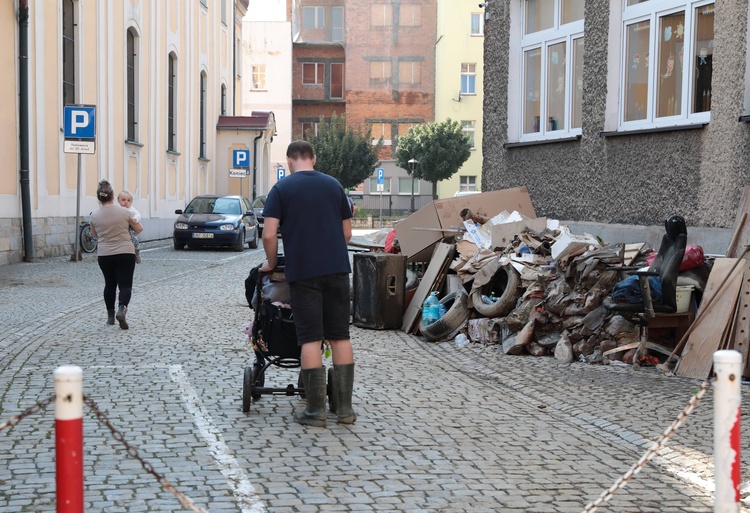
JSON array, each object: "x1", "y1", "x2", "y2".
[
  {"x1": 198, "y1": 157, "x2": 211, "y2": 163},
  {"x1": 504, "y1": 135, "x2": 581, "y2": 148},
  {"x1": 600, "y1": 123, "x2": 707, "y2": 138},
  {"x1": 250, "y1": 89, "x2": 268, "y2": 92},
  {"x1": 739, "y1": 115, "x2": 750, "y2": 122},
  {"x1": 460, "y1": 92, "x2": 477, "y2": 97},
  {"x1": 167, "y1": 150, "x2": 181, "y2": 156},
  {"x1": 470, "y1": 34, "x2": 484, "y2": 37},
  {"x1": 125, "y1": 140, "x2": 144, "y2": 147}
]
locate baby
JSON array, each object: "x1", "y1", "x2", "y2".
[{"x1": 117, "y1": 190, "x2": 142, "y2": 263}]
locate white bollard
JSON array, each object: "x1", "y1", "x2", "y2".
[{"x1": 713, "y1": 350, "x2": 742, "y2": 513}]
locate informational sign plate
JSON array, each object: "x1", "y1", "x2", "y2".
[
  {"x1": 229, "y1": 169, "x2": 249, "y2": 178},
  {"x1": 64, "y1": 140, "x2": 96, "y2": 154}
]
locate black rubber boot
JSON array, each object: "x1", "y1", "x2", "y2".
[
  {"x1": 334, "y1": 363, "x2": 356, "y2": 424},
  {"x1": 294, "y1": 367, "x2": 327, "y2": 427},
  {"x1": 116, "y1": 304, "x2": 128, "y2": 330},
  {"x1": 107, "y1": 310, "x2": 115, "y2": 325}
]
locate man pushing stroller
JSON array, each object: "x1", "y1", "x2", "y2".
[{"x1": 259, "y1": 141, "x2": 356, "y2": 427}]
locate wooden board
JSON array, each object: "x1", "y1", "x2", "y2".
[
  {"x1": 727, "y1": 257, "x2": 750, "y2": 377},
  {"x1": 623, "y1": 243, "x2": 647, "y2": 266},
  {"x1": 400, "y1": 243, "x2": 455, "y2": 334},
  {"x1": 676, "y1": 258, "x2": 745, "y2": 380},
  {"x1": 726, "y1": 185, "x2": 750, "y2": 258}
]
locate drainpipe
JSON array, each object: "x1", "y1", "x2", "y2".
[
  {"x1": 18, "y1": 0, "x2": 33, "y2": 261},
  {"x1": 252, "y1": 131, "x2": 264, "y2": 201}
]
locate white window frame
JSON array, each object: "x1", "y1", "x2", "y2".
[
  {"x1": 398, "y1": 177, "x2": 419, "y2": 195},
  {"x1": 518, "y1": 0, "x2": 584, "y2": 143},
  {"x1": 370, "y1": 123, "x2": 392, "y2": 146},
  {"x1": 461, "y1": 120, "x2": 476, "y2": 149},
  {"x1": 303, "y1": 6, "x2": 325, "y2": 29},
  {"x1": 461, "y1": 63, "x2": 477, "y2": 95},
  {"x1": 619, "y1": 0, "x2": 713, "y2": 131},
  {"x1": 302, "y1": 62, "x2": 325, "y2": 85},
  {"x1": 332, "y1": 6, "x2": 344, "y2": 41},
  {"x1": 251, "y1": 65, "x2": 267, "y2": 91},
  {"x1": 460, "y1": 176, "x2": 477, "y2": 192},
  {"x1": 369, "y1": 176, "x2": 392, "y2": 193},
  {"x1": 471, "y1": 13, "x2": 484, "y2": 36},
  {"x1": 399, "y1": 61, "x2": 421, "y2": 85}
]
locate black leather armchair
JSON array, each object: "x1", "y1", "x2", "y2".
[{"x1": 603, "y1": 215, "x2": 688, "y2": 368}]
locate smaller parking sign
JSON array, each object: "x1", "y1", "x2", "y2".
[{"x1": 277, "y1": 168, "x2": 286, "y2": 181}]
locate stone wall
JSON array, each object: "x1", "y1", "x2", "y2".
[{"x1": 0, "y1": 217, "x2": 81, "y2": 265}]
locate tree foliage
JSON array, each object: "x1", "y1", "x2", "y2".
[
  {"x1": 394, "y1": 119, "x2": 472, "y2": 197},
  {"x1": 307, "y1": 113, "x2": 384, "y2": 190}
]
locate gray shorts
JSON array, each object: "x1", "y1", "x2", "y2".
[{"x1": 289, "y1": 273, "x2": 350, "y2": 345}]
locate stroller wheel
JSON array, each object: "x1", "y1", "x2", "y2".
[
  {"x1": 327, "y1": 367, "x2": 338, "y2": 414},
  {"x1": 251, "y1": 364, "x2": 264, "y2": 401},
  {"x1": 242, "y1": 366, "x2": 253, "y2": 413}
]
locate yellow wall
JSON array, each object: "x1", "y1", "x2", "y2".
[
  {"x1": 0, "y1": 3, "x2": 18, "y2": 196},
  {"x1": 435, "y1": 0, "x2": 485, "y2": 198}
]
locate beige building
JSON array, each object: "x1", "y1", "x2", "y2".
[
  {"x1": 0, "y1": 0, "x2": 277, "y2": 265},
  {"x1": 435, "y1": 0, "x2": 485, "y2": 198}
]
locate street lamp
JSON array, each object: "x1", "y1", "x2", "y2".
[{"x1": 408, "y1": 158, "x2": 419, "y2": 213}]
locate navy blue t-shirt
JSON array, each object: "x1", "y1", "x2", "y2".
[{"x1": 263, "y1": 170, "x2": 352, "y2": 283}]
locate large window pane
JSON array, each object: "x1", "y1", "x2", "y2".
[
  {"x1": 624, "y1": 21, "x2": 650, "y2": 122},
  {"x1": 331, "y1": 63, "x2": 344, "y2": 98},
  {"x1": 656, "y1": 11, "x2": 684, "y2": 118},
  {"x1": 332, "y1": 7, "x2": 344, "y2": 41},
  {"x1": 398, "y1": 177, "x2": 418, "y2": 194},
  {"x1": 546, "y1": 41, "x2": 566, "y2": 131},
  {"x1": 571, "y1": 38, "x2": 583, "y2": 129},
  {"x1": 692, "y1": 4, "x2": 714, "y2": 113},
  {"x1": 561, "y1": 0, "x2": 583, "y2": 25},
  {"x1": 525, "y1": 0, "x2": 554, "y2": 35},
  {"x1": 523, "y1": 48, "x2": 542, "y2": 134}
]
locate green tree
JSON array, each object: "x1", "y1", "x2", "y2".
[
  {"x1": 306, "y1": 113, "x2": 384, "y2": 190},
  {"x1": 395, "y1": 119, "x2": 472, "y2": 199}
]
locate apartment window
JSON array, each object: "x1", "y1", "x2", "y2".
[
  {"x1": 221, "y1": 84, "x2": 227, "y2": 115},
  {"x1": 302, "y1": 122, "x2": 318, "y2": 140},
  {"x1": 371, "y1": 4, "x2": 392, "y2": 27},
  {"x1": 369, "y1": 177, "x2": 391, "y2": 193},
  {"x1": 471, "y1": 13, "x2": 484, "y2": 35},
  {"x1": 303, "y1": 6, "x2": 325, "y2": 29},
  {"x1": 460, "y1": 176, "x2": 477, "y2": 192},
  {"x1": 461, "y1": 120, "x2": 476, "y2": 149},
  {"x1": 399, "y1": 62, "x2": 422, "y2": 85},
  {"x1": 622, "y1": 1, "x2": 714, "y2": 127},
  {"x1": 62, "y1": 0, "x2": 75, "y2": 107},
  {"x1": 401, "y1": 5, "x2": 422, "y2": 27},
  {"x1": 461, "y1": 63, "x2": 476, "y2": 95},
  {"x1": 302, "y1": 62, "x2": 325, "y2": 85},
  {"x1": 331, "y1": 63, "x2": 344, "y2": 98},
  {"x1": 221, "y1": 0, "x2": 227, "y2": 24},
  {"x1": 200, "y1": 0, "x2": 207, "y2": 7},
  {"x1": 252, "y1": 65, "x2": 267, "y2": 90},
  {"x1": 370, "y1": 123, "x2": 392, "y2": 145},
  {"x1": 398, "y1": 177, "x2": 419, "y2": 194},
  {"x1": 126, "y1": 29, "x2": 138, "y2": 142},
  {"x1": 332, "y1": 7, "x2": 344, "y2": 42},
  {"x1": 520, "y1": 0, "x2": 584, "y2": 138},
  {"x1": 370, "y1": 61, "x2": 391, "y2": 84},
  {"x1": 199, "y1": 72, "x2": 207, "y2": 158},
  {"x1": 168, "y1": 53, "x2": 177, "y2": 151}
]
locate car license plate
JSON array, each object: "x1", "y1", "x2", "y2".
[{"x1": 192, "y1": 233, "x2": 214, "y2": 239}]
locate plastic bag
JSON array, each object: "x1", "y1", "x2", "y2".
[{"x1": 645, "y1": 244, "x2": 704, "y2": 272}]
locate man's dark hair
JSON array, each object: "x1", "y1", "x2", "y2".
[{"x1": 286, "y1": 140, "x2": 315, "y2": 160}]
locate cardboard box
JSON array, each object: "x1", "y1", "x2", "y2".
[
  {"x1": 490, "y1": 217, "x2": 548, "y2": 249},
  {"x1": 395, "y1": 187, "x2": 537, "y2": 261}
]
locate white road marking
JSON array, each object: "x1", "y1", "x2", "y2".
[{"x1": 169, "y1": 365, "x2": 266, "y2": 513}]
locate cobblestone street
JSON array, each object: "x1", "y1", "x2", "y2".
[{"x1": 1, "y1": 239, "x2": 748, "y2": 512}]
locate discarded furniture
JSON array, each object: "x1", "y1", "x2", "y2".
[{"x1": 603, "y1": 215, "x2": 687, "y2": 369}]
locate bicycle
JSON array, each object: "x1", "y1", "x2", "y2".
[{"x1": 79, "y1": 214, "x2": 97, "y2": 253}]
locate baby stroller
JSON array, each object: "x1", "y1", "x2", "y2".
[{"x1": 241, "y1": 258, "x2": 336, "y2": 413}]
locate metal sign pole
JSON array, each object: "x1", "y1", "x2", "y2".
[{"x1": 72, "y1": 154, "x2": 82, "y2": 261}]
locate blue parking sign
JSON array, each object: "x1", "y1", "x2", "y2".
[
  {"x1": 377, "y1": 168, "x2": 384, "y2": 184},
  {"x1": 233, "y1": 149, "x2": 251, "y2": 168},
  {"x1": 277, "y1": 168, "x2": 286, "y2": 181},
  {"x1": 64, "y1": 106, "x2": 96, "y2": 139}
]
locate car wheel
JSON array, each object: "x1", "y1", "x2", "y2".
[
  {"x1": 233, "y1": 231, "x2": 245, "y2": 252},
  {"x1": 470, "y1": 264, "x2": 521, "y2": 318},
  {"x1": 418, "y1": 289, "x2": 471, "y2": 342},
  {"x1": 248, "y1": 228, "x2": 258, "y2": 249},
  {"x1": 173, "y1": 239, "x2": 184, "y2": 251}
]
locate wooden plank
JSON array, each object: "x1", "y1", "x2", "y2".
[
  {"x1": 727, "y1": 257, "x2": 750, "y2": 377},
  {"x1": 623, "y1": 243, "x2": 647, "y2": 266},
  {"x1": 726, "y1": 185, "x2": 750, "y2": 258},
  {"x1": 676, "y1": 259, "x2": 745, "y2": 380},
  {"x1": 401, "y1": 243, "x2": 455, "y2": 333}
]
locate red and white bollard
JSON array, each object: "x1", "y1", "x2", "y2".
[
  {"x1": 54, "y1": 365, "x2": 84, "y2": 513},
  {"x1": 713, "y1": 350, "x2": 742, "y2": 513}
]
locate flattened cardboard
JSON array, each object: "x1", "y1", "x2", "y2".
[
  {"x1": 395, "y1": 187, "x2": 537, "y2": 261},
  {"x1": 490, "y1": 217, "x2": 548, "y2": 249}
]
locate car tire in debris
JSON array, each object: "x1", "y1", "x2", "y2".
[
  {"x1": 418, "y1": 288, "x2": 471, "y2": 342},
  {"x1": 470, "y1": 264, "x2": 521, "y2": 318}
]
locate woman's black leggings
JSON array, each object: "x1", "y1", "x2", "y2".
[{"x1": 97, "y1": 254, "x2": 136, "y2": 310}]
